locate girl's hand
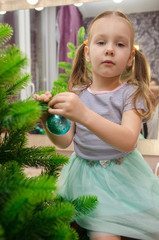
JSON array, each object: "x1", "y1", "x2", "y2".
[
  {"x1": 32, "y1": 91, "x2": 52, "y2": 102},
  {"x1": 47, "y1": 92, "x2": 88, "y2": 124},
  {"x1": 33, "y1": 91, "x2": 75, "y2": 149},
  {"x1": 32, "y1": 91, "x2": 52, "y2": 122}
]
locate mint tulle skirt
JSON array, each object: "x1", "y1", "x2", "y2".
[{"x1": 58, "y1": 149, "x2": 159, "y2": 240}]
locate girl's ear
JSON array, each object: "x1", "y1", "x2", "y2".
[
  {"x1": 84, "y1": 46, "x2": 91, "y2": 62},
  {"x1": 127, "y1": 50, "x2": 135, "y2": 67}
]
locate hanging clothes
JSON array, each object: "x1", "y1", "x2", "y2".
[{"x1": 57, "y1": 5, "x2": 83, "y2": 72}]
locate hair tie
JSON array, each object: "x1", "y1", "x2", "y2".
[{"x1": 84, "y1": 39, "x2": 88, "y2": 46}]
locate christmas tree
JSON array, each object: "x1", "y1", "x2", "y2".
[
  {"x1": 57, "y1": 26, "x2": 85, "y2": 84},
  {"x1": 0, "y1": 23, "x2": 97, "y2": 240}
]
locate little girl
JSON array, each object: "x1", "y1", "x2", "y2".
[{"x1": 35, "y1": 10, "x2": 159, "y2": 240}]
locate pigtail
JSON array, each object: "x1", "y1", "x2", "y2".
[
  {"x1": 131, "y1": 49, "x2": 153, "y2": 118},
  {"x1": 68, "y1": 43, "x2": 91, "y2": 93},
  {"x1": 134, "y1": 50, "x2": 150, "y2": 86}
]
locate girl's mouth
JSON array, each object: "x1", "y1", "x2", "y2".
[{"x1": 102, "y1": 60, "x2": 115, "y2": 65}]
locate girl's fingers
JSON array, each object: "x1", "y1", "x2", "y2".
[
  {"x1": 38, "y1": 94, "x2": 47, "y2": 101},
  {"x1": 48, "y1": 95, "x2": 65, "y2": 106},
  {"x1": 38, "y1": 94, "x2": 51, "y2": 102},
  {"x1": 48, "y1": 92, "x2": 73, "y2": 106},
  {"x1": 48, "y1": 108, "x2": 63, "y2": 115},
  {"x1": 32, "y1": 94, "x2": 39, "y2": 100},
  {"x1": 45, "y1": 91, "x2": 52, "y2": 97},
  {"x1": 33, "y1": 92, "x2": 52, "y2": 102}
]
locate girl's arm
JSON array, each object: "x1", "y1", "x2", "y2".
[
  {"x1": 33, "y1": 91, "x2": 75, "y2": 149},
  {"x1": 82, "y1": 108, "x2": 142, "y2": 152},
  {"x1": 48, "y1": 92, "x2": 142, "y2": 152}
]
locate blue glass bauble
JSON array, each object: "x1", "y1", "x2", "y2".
[{"x1": 46, "y1": 114, "x2": 71, "y2": 135}]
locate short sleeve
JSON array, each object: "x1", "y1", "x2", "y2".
[{"x1": 123, "y1": 85, "x2": 148, "y2": 121}]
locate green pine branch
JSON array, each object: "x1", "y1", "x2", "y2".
[
  {"x1": 57, "y1": 195, "x2": 98, "y2": 218},
  {"x1": 1, "y1": 100, "x2": 42, "y2": 130},
  {"x1": 77, "y1": 27, "x2": 85, "y2": 46},
  {"x1": 0, "y1": 23, "x2": 97, "y2": 240},
  {"x1": 71, "y1": 195, "x2": 98, "y2": 217},
  {"x1": 38, "y1": 202, "x2": 75, "y2": 224},
  {"x1": 51, "y1": 221, "x2": 78, "y2": 240},
  {"x1": 6, "y1": 73, "x2": 31, "y2": 97},
  {"x1": 0, "y1": 87, "x2": 6, "y2": 98},
  {"x1": 0, "y1": 161, "x2": 77, "y2": 240},
  {"x1": 0, "y1": 224, "x2": 5, "y2": 240},
  {"x1": 0, "y1": 165, "x2": 56, "y2": 223},
  {"x1": 0, "y1": 45, "x2": 28, "y2": 86},
  {"x1": 17, "y1": 146, "x2": 69, "y2": 176},
  {"x1": 55, "y1": 26, "x2": 86, "y2": 87},
  {"x1": 0, "y1": 139, "x2": 69, "y2": 176},
  {"x1": 67, "y1": 42, "x2": 76, "y2": 59},
  {"x1": 0, "y1": 129, "x2": 28, "y2": 154},
  {"x1": 0, "y1": 24, "x2": 13, "y2": 47}
]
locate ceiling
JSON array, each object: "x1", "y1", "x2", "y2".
[
  {"x1": 0, "y1": 0, "x2": 159, "y2": 16},
  {"x1": 78, "y1": 0, "x2": 159, "y2": 18},
  {"x1": 0, "y1": 0, "x2": 97, "y2": 12}
]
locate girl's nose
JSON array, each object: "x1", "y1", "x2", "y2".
[{"x1": 105, "y1": 47, "x2": 115, "y2": 56}]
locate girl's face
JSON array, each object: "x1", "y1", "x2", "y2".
[{"x1": 85, "y1": 16, "x2": 134, "y2": 81}]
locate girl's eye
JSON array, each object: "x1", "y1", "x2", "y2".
[
  {"x1": 97, "y1": 41, "x2": 105, "y2": 45},
  {"x1": 117, "y1": 43, "x2": 124, "y2": 47}
]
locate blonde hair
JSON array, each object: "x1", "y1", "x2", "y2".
[{"x1": 68, "y1": 10, "x2": 153, "y2": 118}]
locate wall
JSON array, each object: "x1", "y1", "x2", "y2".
[{"x1": 129, "y1": 11, "x2": 159, "y2": 82}]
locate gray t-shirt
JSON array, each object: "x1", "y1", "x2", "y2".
[{"x1": 74, "y1": 83, "x2": 147, "y2": 161}]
